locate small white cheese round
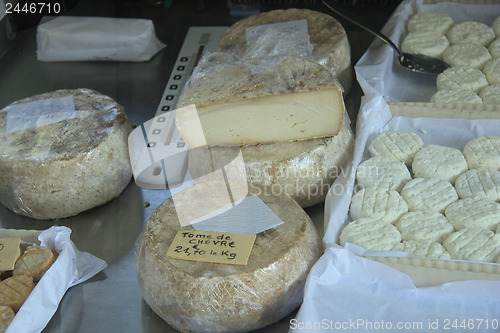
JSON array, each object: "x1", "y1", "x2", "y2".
[
  {"x1": 407, "y1": 12, "x2": 454, "y2": 34},
  {"x1": 401, "y1": 30, "x2": 450, "y2": 60},
  {"x1": 463, "y1": 136, "x2": 500, "y2": 170},
  {"x1": 488, "y1": 39, "x2": 500, "y2": 58},
  {"x1": 349, "y1": 187, "x2": 408, "y2": 224},
  {"x1": 412, "y1": 145, "x2": 469, "y2": 184},
  {"x1": 443, "y1": 227, "x2": 500, "y2": 262},
  {"x1": 446, "y1": 21, "x2": 495, "y2": 46},
  {"x1": 445, "y1": 197, "x2": 500, "y2": 231},
  {"x1": 493, "y1": 16, "x2": 500, "y2": 37},
  {"x1": 339, "y1": 218, "x2": 401, "y2": 251},
  {"x1": 368, "y1": 131, "x2": 424, "y2": 166},
  {"x1": 482, "y1": 59, "x2": 500, "y2": 85},
  {"x1": 400, "y1": 177, "x2": 458, "y2": 214},
  {"x1": 455, "y1": 168, "x2": 500, "y2": 202},
  {"x1": 443, "y1": 43, "x2": 492, "y2": 69},
  {"x1": 392, "y1": 240, "x2": 451, "y2": 260},
  {"x1": 430, "y1": 89, "x2": 483, "y2": 104},
  {"x1": 479, "y1": 84, "x2": 500, "y2": 104},
  {"x1": 395, "y1": 211, "x2": 455, "y2": 243},
  {"x1": 436, "y1": 66, "x2": 489, "y2": 93},
  {"x1": 356, "y1": 156, "x2": 412, "y2": 192}
]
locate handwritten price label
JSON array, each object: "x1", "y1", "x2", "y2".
[
  {"x1": 166, "y1": 230, "x2": 256, "y2": 265},
  {"x1": 0, "y1": 238, "x2": 21, "y2": 271}
]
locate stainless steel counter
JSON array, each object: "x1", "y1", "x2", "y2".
[{"x1": 0, "y1": 1, "x2": 397, "y2": 332}]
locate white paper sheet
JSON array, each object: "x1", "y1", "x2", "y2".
[{"x1": 6, "y1": 226, "x2": 107, "y2": 333}]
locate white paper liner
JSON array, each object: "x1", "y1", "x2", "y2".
[{"x1": 6, "y1": 226, "x2": 107, "y2": 333}]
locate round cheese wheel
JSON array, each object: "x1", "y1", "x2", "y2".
[
  {"x1": 218, "y1": 9, "x2": 352, "y2": 94},
  {"x1": 137, "y1": 183, "x2": 323, "y2": 333},
  {"x1": 0, "y1": 88, "x2": 132, "y2": 219}
]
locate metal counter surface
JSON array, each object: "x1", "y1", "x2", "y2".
[{"x1": 0, "y1": 1, "x2": 396, "y2": 332}]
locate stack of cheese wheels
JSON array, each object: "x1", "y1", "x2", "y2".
[
  {"x1": 136, "y1": 182, "x2": 323, "y2": 333},
  {"x1": 218, "y1": 8, "x2": 352, "y2": 94},
  {"x1": 177, "y1": 57, "x2": 354, "y2": 207},
  {"x1": 0, "y1": 88, "x2": 132, "y2": 219}
]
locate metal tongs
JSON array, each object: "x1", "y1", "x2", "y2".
[{"x1": 322, "y1": 0, "x2": 450, "y2": 74}]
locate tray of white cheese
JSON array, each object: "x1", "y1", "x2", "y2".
[{"x1": 356, "y1": 0, "x2": 500, "y2": 118}]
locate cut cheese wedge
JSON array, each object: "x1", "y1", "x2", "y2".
[{"x1": 176, "y1": 87, "x2": 344, "y2": 147}]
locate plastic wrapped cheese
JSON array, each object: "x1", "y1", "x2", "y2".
[
  {"x1": 0, "y1": 88, "x2": 132, "y2": 219},
  {"x1": 136, "y1": 183, "x2": 323, "y2": 333}
]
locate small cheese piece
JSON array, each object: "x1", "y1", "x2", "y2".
[
  {"x1": 0, "y1": 275, "x2": 34, "y2": 313},
  {"x1": 442, "y1": 43, "x2": 492, "y2": 69},
  {"x1": 349, "y1": 187, "x2": 408, "y2": 224},
  {"x1": 430, "y1": 89, "x2": 483, "y2": 104},
  {"x1": 136, "y1": 183, "x2": 323, "y2": 333},
  {"x1": 436, "y1": 66, "x2": 488, "y2": 93},
  {"x1": 355, "y1": 157, "x2": 411, "y2": 192},
  {"x1": 218, "y1": 9, "x2": 352, "y2": 94},
  {"x1": 445, "y1": 197, "x2": 500, "y2": 231},
  {"x1": 339, "y1": 218, "x2": 401, "y2": 251},
  {"x1": 406, "y1": 12, "x2": 454, "y2": 34},
  {"x1": 400, "y1": 177, "x2": 458, "y2": 214},
  {"x1": 0, "y1": 306, "x2": 14, "y2": 333},
  {"x1": 446, "y1": 21, "x2": 495, "y2": 46},
  {"x1": 188, "y1": 119, "x2": 354, "y2": 208},
  {"x1": 395, "y1": 211, "x2": 455, "y2": 243},
  {"x1": 443, "y1": 227, "x2": 500, "y2": 262},
  {"x1": 401, "y1": 30, "x2": 450, "y2": 60},
  {"x1": 412, "y1": 145, "x2": 469, "y2": 184},
  {"x1": 488, "y1": 39, "x2": 500, "y2": 58},
  {"x1": 479, "y1": 84, "x2": 500, "y2": 104},
  {"x1": 368, "y1": 131, "x2": 424, "y2": 166},
  {"x1": 0, "y1": 89, "x2": 132, "y2": 219},
  {"x1": 463, "y1": 136, "x2": 500, "y2": 170},
  {"x1": 455, "y1": 168, "x2": 500, "y2": 201},
  {"x1": 13, "y1": 246, "x2": 57, "y2": 282},
  {"x1": 482, "y1": 59, "x2": 500, "y2": 85},
  {"x1": 392, "y1": 240, "x2": 451, "y2": 260}
]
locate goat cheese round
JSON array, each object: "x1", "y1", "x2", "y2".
[
  {"x1": 400, "y1": 177, "x2": 458, "y2": 214},
  {"x1": 355, "y1": 156, "x2": 412, "y2": 192},
  {"x1": 392, "y1": 240, "x2": 451, "y2": 260},
  {"x1": 401, "y1": 30, "x2": 450, "y2": 60},
  {"x1": 482, "y1": 59, "x2": 500, "y2": 85},
  {"x1": 349, "y1": 187, "x2": 408, "y2": 224},
  {"x1": 339, "y1": 218, "x2": 401, "y2": 251},
  {"x1": 368, "y1": 131, "x2": 424, "y2": 166},
  {"x1": 463, "y1": 136, "x2": 500, "y2": 170},
  {"x1": 411, "y1": 145, "x2": 468, "y2": 184},
  {"x1": 436, "y1": 66, "x2": 489, "y2": 93},
  {"x1": 488, "y1": 38, "x2": 500, "y2": 58},
  {"x1": 479, "y1": 84, "x2": 500, "y2": 104},
  {"x1": 442, "y1": 43, "x2": 492, "y2": 69},
  {"x1": 446, "y1": 21, "x2": 495, "y2": 46},
  {"x1": 0, "y1": 88, "x2": 132, "y2": 219},
  {"x1": 445, "y1": 197, "x2": 500, "y2": 231},
  {"x1": 443, "y1": 227, "x2": 500, "y2": 262},
  {"x1": 395, "y1": 211, "x2": 455, "y2": 243},
  {"x1": 455, "y1": 168, "x2": 500, "y2": 201},
  {"x1": 136, "y1": 183, "x2": 323, "y2": 333},
  {"x1": 406, "y1": 12, "x2": 454, "y2": 34}
]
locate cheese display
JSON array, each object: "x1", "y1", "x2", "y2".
[
  {"x1": 454, "y1": 168, "x2": 500, "y2": 201},
  {"x1": 136, "y1": 183, "x2": 323, "y2": 333},
  {"x1": 442, "y1": 43, "x2": 492, "y2": 69},
  {"x1": 443, "y1": 227, "x2": 500, "y2": 262},
  {"x1": 446, "y1": 21, "x2": 495, "y2": 46},
  {"x1": 482, "y1": 59, "x2": 500, "y2": 84},
  {"x1": 178, "y1": 57, "x2": 353, "y2": 207},
  {"x1": 463, "y1": 136, "x2": 500, "y2": 170},
  {"x1": 349, "y1": 187, "x2": 408, "y2": 223},
  {"x1": 411, "y1": 145, "x2": 468, "y2": 184},
  {"x1": 355, "y1": 156, "x2": 412, "y2": 192},
  {"x1": 0, "y1": 89, "x2": 132, "y2": 220},
  {"x1": 395, "y1": 211, "x2": 454, "y2": 243},
  {"x1": 400, "y1": 30, "x2": 450, "y2": 60},
  {"x1": 339, "y1": 218, "x2": 401, "y2": 251},
  {"x1": 400, "y1": 177, "x2": 458, "y2": 214},
  {"x1": 406, "y1": 12, "x2": 454, "y2": 34},
  {"x1": 430, "y1": 89, "x2": 483, "y2": 104},
  {"x1": 445, "y1": 197, "x2": 500, "y2": 231},
  {"x1": 367, "y1": 131, "x2": 423, "y2": 166},
  {"x1": 391, "y1": 240, "x2": 451, "y2": 260},
  {"x1": 217, "y1": 9, "x2": 352, "y2": 94},
  {"x1": 436, "y1": 66, "x2": 489, "y2": 93}
]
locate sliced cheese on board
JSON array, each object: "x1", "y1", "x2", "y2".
[
  {"x1": 0, "y1": 89, "x2": 132, "y2": 219},
  {"x1": 218, "y1": 8, "x2": 352, "y2": 94},
  {"x1": 136, "y1": 182, "x2": 323, "y2": 333}
]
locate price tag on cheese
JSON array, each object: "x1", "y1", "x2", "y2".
[
  {"x1": 166, "y1": 230, "x2": 256, "y2": 265},
  {"x1": 0, "y1": 237, "x2": 21, "y2": 271}
]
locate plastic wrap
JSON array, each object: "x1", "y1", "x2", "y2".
[
  {"x1": 0, "y1": 88, "x2": 132, "y2": 219},
  {"x1": 136, "y1": 182, "x2": 323, "y2": 333},
  {"x1": 217, "y1": 8, "x2": 352, "y2": 94},
  {"x1": 36, "y1": 16, "x2": 166, "y2": 62}
]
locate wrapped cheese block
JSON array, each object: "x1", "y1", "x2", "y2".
[
  {"x1": 218, "y1": 8, "x2": 352, "y2": 94},
  {"x1": 136, "y1": 183, "x2": 323, "y2": 333},
  {"x1": 0, "y1": 88, "x2": 132, "y2": 219},
  {"x1": 177, "y1": 57, "x2": 353, "y2": 207}
]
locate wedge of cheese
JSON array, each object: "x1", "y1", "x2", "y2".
[{"x1": 177, "y1": 57, "x2": 345, "y2": 147}]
